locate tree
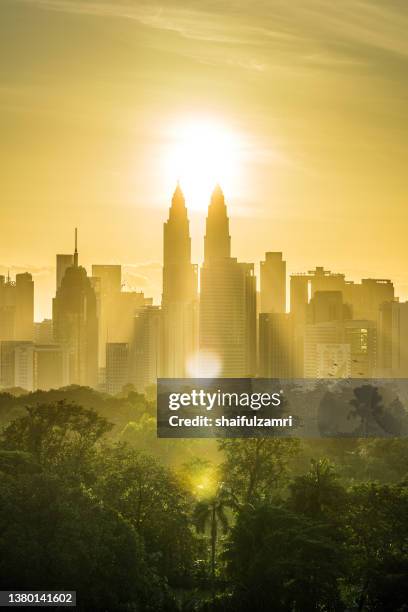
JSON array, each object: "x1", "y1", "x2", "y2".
[
  {"x1": 94, "y1": 444, "x2": 198, "y2": 587},
  {"x1": 346, "y1": 481, "x2": 408, "y2": 611},
  {"x1": 0, "y1": 452, "x2": 172, "y2": 611},
  {"x1": 348, "y1": 385, "x2": 384, "y2": 436},
  {"x1": 289, "y1": 458, "x2": 347, "y2": 518},
  {"x1": 225, "y1": 503, "x2": 347, "y2": 611},
  {"x1": 193, "y1": 485, "x2": 231, "y2": 603},
  {"x1": 218, "y1": 438, "x2": 300, "y2": 504},
  {"x1": 0, "y1": 401, "x2": 112, "y2": 482}
]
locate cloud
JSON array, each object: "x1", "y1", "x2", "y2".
[{"x1": 17, "y1": 0, "x2": 408, "y2": 79}]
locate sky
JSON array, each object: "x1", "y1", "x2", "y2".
[{"x1": 1, "y1": 0, "x2": 408, "y2": 320}]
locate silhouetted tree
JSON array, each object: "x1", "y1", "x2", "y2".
[{"x1": 193, "y1": 485, "x2": 231, "y2": 603}]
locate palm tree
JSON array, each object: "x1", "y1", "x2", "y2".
[
  {"x1": 193, "y1": 485, "x2": 231, "y2": 605},
  {"x1": 289, "y1": 458, "x2": 345, "y2": 515}
]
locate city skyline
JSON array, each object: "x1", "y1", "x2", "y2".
[
  {"x1": 2, "y1": 182, "x2": 407, "y2": 391},
  {"x1": 2, "y1": 179, "x2": 408, "y2": 322},
  {"x1": 0, "y1": 181, "x2": 408, "y2": 322},
  {"x1": 2, "y1": 1, "x2": 408, "y2": 321}
]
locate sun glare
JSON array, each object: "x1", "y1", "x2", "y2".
[{"x1": 164, "y1": 117, "x2": 242, "y2": 211}]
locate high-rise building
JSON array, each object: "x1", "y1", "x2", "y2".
[
  {"x1": 34, "y1": 319, "x2": 54, "y2": 344},
  {"x1": 260, "y1": 252, "x2": 286, "y2": 314},
  {"x1": 131, "y1": 305, "x2": 162, "y2": 392},
  {"x1": 0, "y1": 273, "x2": 34, "y2": 341},
  {"x1": 106, "y1": 342, "x2": 129, "y2": 395},
  {"x1": 304, "y1": 321, "x2": 346, "y2": 378},
  {"x1": 345, "y1": 278, "x2": 394, "y2": 322},
  {"x1": 307, "y1": 291, "x2": 351, "y2": 324},
  {"x1": 304, "y1": 316, "x2": 377, "y2": 379},
  {"x1": 162, "y1": 185, "x2": 198, "y2": 377},
  {"x1": 14, "y1": 342, "x2": 34, "y2": 390},
  {"x1": 378, "y1": 301, "x2": 408, "y2": 377},
  {"x1": 91, "y1": 265, "x2": 121, "y2": 366},
  {"x1": 56, "y1": 254, "x2": 74, "y2": 290},
  {"x1": 0, "y1": 275, "x2": 16, "y2": 340},
  {"x1": 309, "y1": 266, "x2": 346, "y2": 297},
  {"x1": 259, "y1": 313, "x2": 293, "y2": 378},
  {"x1": 289, "y1": 274, "x2": 309, "y2": 376},
  {"x1": 344, "y1": 320, "x2": 377, "y2": 378},
  {"x1": 15, "y1": 273, "x2": 34, "y2": 341},
  {"x1": 199, "y1": 187, "x2": 256, "y2": 377},
  {"x1": 53, "y1": 230, "x2": 98, "y2": 387},
  {"x1": 33, "y1": 345, "x2": 69, "y2": 390},
  {"x1": 92, "y1": 265, "x2": 122, "y2": 295},
  {"x1": 0, "y1": 340, "x2": 32, "y2": 388}
]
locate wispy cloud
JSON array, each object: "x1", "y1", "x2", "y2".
[{"x1": 17, "y1": 0, "x2": 408, "y2": 77}]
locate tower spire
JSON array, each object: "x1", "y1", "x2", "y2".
[
  {"x1": 74, "y1": 227, "x2": 78, "y2": 267},
  {"x1": 204, "y1": 185, "x2": 231, "y2": 264}
]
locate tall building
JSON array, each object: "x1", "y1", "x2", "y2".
[
  {"x1": 106, "y1": 342, "x2": 129, "y2": 395},
  {"x1": 33, "y1": 345, "x2": 69, "y2": 390},
  {"x1": 304, "y1": 321, "x2": 346, "y2": 378},
  {"x1": 162, "y1": 185, "x2": 198, "y2": 377},
  {"x1": 344, "y1": 320, "x2": 377, "y2": 378},
  {"x1": 56, "y1": 254, "x2": 74, "y2": 290},
  {"x1": 309, "y1": 267, "x2": 346, "y2": 297},
  {"x1": 200, "y1": 187, "x2": 256, "y2": 377},
  {"x1": 131, "y1": 305, "x2": 162, "y2": 392},
  {"x1": 91, "y1": 264, "x2": 121, "y2": 366},
  {"x1": 259, "y1": 313, "x2": 293, "y2": 378},
  {"x1": 345, "y1": 278, "x2": 394, "y2": 321},
  {"x1": 53, "y1": 230, "x2": 98, "y2": 387},
  {"x1": 289, "y1": 274, "x2": 309, "y2": 376},
  {"x1": 15, "y1": 273, "x2": 34, "y2": 341},
  {"x1": 260, "y1": 252, "x2": 286, "y2": 314},
  {"x1": 14, "y1": 343, "x2": 34, "y2": 390},
  {"x1": 34, "y1": 319, "x2": 53, "y2": 344},
  {"x1": 307, "y1": 291, "x2": 351, "y2": 324},
  {"x1": 0, "y1": 273, "x2": 34, "y2": 341},
  {"x1": 0, "y1": 340, "x2": 32, "y2": 388},
  {"x1": 378, "y1": 301, "x2": 408, "y2": 377},
  {"x1": 0, "y1": 275, "x2": 17, "y2": 340}
]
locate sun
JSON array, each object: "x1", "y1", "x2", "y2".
[{"x1": 163, "y1": 116, "x2": 243, "y2": 211}]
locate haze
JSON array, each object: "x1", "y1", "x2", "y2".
[{"x1": 1, "y1": 0, "x2": 408, "y2": 319}]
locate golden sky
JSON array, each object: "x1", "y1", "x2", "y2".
[{"x1": 1, "y1": 0, "x2": 408, "y2": 319}]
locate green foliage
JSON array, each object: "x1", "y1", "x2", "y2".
[
  {"x1": 95, "y1": 444, "x2": 198, "y2": 587},
  {"x1": 218, "y1": 438, "x2": 300, "y2": 504},
  {"x1": 345, "y1": 481, "x2": 408, "y2": 610},
  {"x1": 0, "y1": 456, "x2": 172, "y2": 611},
  {"x1": 289, "y1": 458, "x2": 347, "y2": 517},
  {"x1": 1, "y1": 388, "x2": 408, "y2": 610},
  {"x1": 0, "y1": 400, "x2": 112, "y2": 482},
  {"x1": 225, "y1": 503, "x2": 347, "y2": 611}
]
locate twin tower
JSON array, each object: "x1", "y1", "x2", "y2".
[{"x1": 162, "y1": 185, "x2": 256, "y2": 378}]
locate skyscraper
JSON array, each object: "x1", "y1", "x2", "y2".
[
  {"x1": 378, "y1": 301, "x2": 408, "y2": 377},
  {"x1": 203, "y1": 184, "x2": 231, "y2": 264},
  {"x1": 0, "y1": 273, "x2": 34, "y2": 341},
  {"x1": 200, "y1": 186, "x2": 256, "y2": 377},
  {"x1": 260, "y1": 252, "x2": 286, "y2": 314},
  {"x1": 162, "y1": 185, "x2": 198, "y2": 377},
  {"x1": 106, "y1": 342, "x2": 129, "y2": 395},
  {"x1": 259, "y1": 313, "x2": 293, "y2": 378},
  {"x1": 131, "y1": 305, "x2": 162, "y2": 392},
  {"x1": 56, "y1": 254, "x2": 74, "y2": 290},
  {"x1": 53, "y1": 230, "x2": 98, "y2": 387},
  {"x1": 15, "y1": 273, "x2": 34, "y2": 341},
  {"x1": 91, "y1": 264, "x2": 121, "y2": 366}
]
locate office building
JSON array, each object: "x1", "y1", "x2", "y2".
[
  {"x1": 200, "y1": 186, "x2": 256, "y2": 377},
  {"x1": 162, "y1": 185, "x2": 198, "y2": 377},
  {"x1": 260, "y1": 252, "x2": 286, "y2": 314}
]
